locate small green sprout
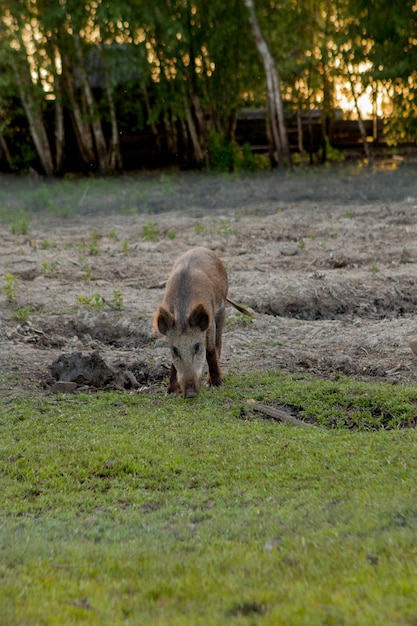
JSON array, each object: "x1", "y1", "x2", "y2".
[
  {"x1": 110, "y1": 289, "x2": 124, "y2": 310},
  {"x1": 13, "y1": 307, "x2": 31, "y2": 323},
  {"x1": 142, "y1": 221, "x2": 160, "y2": 242},
  {"x1": 3, "y1": 273, "x2": 18, "y2": 303}
]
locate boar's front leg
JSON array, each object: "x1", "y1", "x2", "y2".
[
  {"x1": 206, "y1": 350, "x2": 223, "y2": 387},
  {"x1": 206, "y1": 322, "x2": 223, "y2": 388},
  {"x1": 167, "y1": 363, "x2": 180, "y2": 394},
  {"x1": 214, "y1": 305, "x2": 226, "y2": 359}
]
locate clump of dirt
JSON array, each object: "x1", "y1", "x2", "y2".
[
  {"x1": 1, "y1": 165, "x2": 417, "y2": 398},
  {"x1": 47, "y1": 350, "x2": 139, "y2": 390},
  {"x1": 45, "y1": 350, "x2": 168, "y2": 392}
]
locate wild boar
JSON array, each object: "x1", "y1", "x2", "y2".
[{"x1": 153, "y1": 246, "x2": 251, "y2": 398}]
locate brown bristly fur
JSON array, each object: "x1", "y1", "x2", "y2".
[{"x1": 153, "y1": 248, "x2": 253, "y2": 397}]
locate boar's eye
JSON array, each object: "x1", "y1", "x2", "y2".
[
  {"x1": 172, "y1": 346, "x2": 180, "y2": 358},
  {"x1": 193, "y1": 342, "x2": 202, "y2": 355}
]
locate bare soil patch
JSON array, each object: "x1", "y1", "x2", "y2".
[{"x1": 1, "y1": 164, "x2": 417, "y2": 397}]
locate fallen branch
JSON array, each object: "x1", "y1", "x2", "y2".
[{"x1": 252, "y1": 402, "x2": 316, "y2": 427}]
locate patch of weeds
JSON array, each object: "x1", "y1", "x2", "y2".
[
  {"x1": 318, "y1": 136, "x2": 345, "y2": 163},
  {"x1": 3, "y1": 273, "x2": 18, "y2": 303},
  {"x1": 298, "y1": 238, "x2": 306, "y2": 250},
  {"x1": 108, "y1": 228, "x2": 118, "y2": 241},
  {"x1": 207, "y1": 131, "x2": 269, "y2": 171},
  {"x1": 0, "y1": 207, "x2": 31, "y2": 235},
  {"x1": 49, "y1": 204, "x2": 75, "y2": 219},
  {"x1": 194, "y1": 223, "x2": 207, "y2": 235},
  {"x1": 121, "y1": 240, "x2": 129, "y2": 256},
  {"x1": 226, "y1": 313, "x2": 254, "y2": 330},
  {"x1": 77, "y1": 242, "x2": 86, "y2": 255},
  {"x1": 82, "y1": 265, "x2": 93, "y2": 281},
  {"x1": 120, "y1": 204, "x2": 138, "y2": 216},
  {"x1": 29, "y1": 185, "x2": 52, "y2": 210},
  {"x1": 142, "y1": 221, "x2": 160, "y2": 242},
  {"x1": 110, "y1": 289, "x2": 124, "y2": 310},
  {"x1": 88, "y1": 241, "x2": 99, "y2": 256},
  {"x1": 344, "y1": 209, "x2": 354, "y2": 218},
  {"x1": 11, "y1": 217, "x2": 30, "y2": 235},
  {"x1": 370, "y1": 261, "x2": 379, "y2": 274},
  {"x1": 40, "y1": 240, "x2": 56, "y2": 250},
  {"x1": 167, "y1": 230, "x2": 176, "y2": 240},
  {"x1": 12, "y1": 307, "x2": 31, "y2": 323},
  {"x1": 88, "y1": 231, "x2": 101, "y2": 256},
  {"x1": 215, "y1": 220, "x2": 234, "y2": 236},
  {"x1": 41, "y1": 261, "x2": 57, "y2": 277},
  {"x1": 90, "y1": 230, "x2": 102, "y2": 243},
  {"x1": 76, "y1": 292, "x2": 104, "y2": 310}
]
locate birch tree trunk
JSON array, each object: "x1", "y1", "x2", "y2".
[
  {"x1": 347, "y1": 71, "x2": 371, "y2": 162},
  {"x1": 243, "y1": 0, "x2": 290, "y2": 167},
  {"x1": 0, "y1": 19, "x2": 56, "y2": 175},
  {"x1": 9, "y1": 55, "x2": 54, "y2": 176}
]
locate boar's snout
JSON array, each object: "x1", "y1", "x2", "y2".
[{"x1": 181, "y1": 375, "x2": 201, "y2": 399}]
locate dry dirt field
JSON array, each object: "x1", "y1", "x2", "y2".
[{"x1": 2, "y1": 163, "x2": 417, "y2": 397}]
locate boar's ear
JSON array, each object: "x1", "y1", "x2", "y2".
[
  {"x1": 153, "y1": 305, "x2": 175, "y2": 336},
  {"x1": 188, "y1": 303, "x2": 209, "y2": 332}
]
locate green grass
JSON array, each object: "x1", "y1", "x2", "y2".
[{"x1": 1, "y1": 371, "x2": 417, "y2": 625}]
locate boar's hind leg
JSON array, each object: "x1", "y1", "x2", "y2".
[{"x1": 167, "y1": 363, "x2": 180, "y2": 394}]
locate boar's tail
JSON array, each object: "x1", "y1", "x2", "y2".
[{"x1": 226, "y1": 297, "x2": 255, "y2": 318}]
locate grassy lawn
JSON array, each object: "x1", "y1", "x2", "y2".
[{"x1": 1, "y1": 371, "x2": 417, "y2": 625}]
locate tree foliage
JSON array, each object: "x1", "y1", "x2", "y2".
[{"x1": 0, "y1": 0, "x2": 415, "y2": 174}]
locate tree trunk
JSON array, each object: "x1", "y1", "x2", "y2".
[
  {"x1": 307, "y1": 110, "x2": 314, "y2": 164},
  {"x1": 297, "y1": 107, "x2": 305, "y2": 160},
  {"x1": 142, "y1": 81, "x2": 161, "y2": 150},
  {"x1": 10, "y1": 56, "x2": 54, "y2": 176},
  {"x1": 320, "y1": 3, "x2": 332, "y2": 164},
  {"x1": 62, "y1": 54, "x2": 96, "y2": 167},
  {"x1": 0, "y1": 20, "x2": 55, "y2": 175},
  {"x1": 103, "y1": 54, "x2": 123, "y2": 172},
  {"x1": 348, "y1": 72, "x2": 371, "y2": 162},
  {"x1": 265, "y1": 100, "x2": 277, "y2": 167},
  {"x1": 53, "y1": 77, "x2": 65, "y2": 174},
  {"x1": 190, "y1": 92, "x2": 208, "y2": 167},
  {"x1": 73, "y1": 35, "x2": 109, "y2": 174},
  {"x1": 0, "y1": 132, "x2": 13, "y2": 170},
  {"x1": 243, "y1": 0, "x2": 290, "y2": 167},
  {"x1": 164, "y1": 114, "x2": 178, "y2": 157},
  {"x1": 342, "y1": 52, "x2": 372, "y2": 163},
  {"x1": 183, "y1": 95, "x2": 205, "y2": 165}
]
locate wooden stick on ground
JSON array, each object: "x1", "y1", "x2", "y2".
[{"x1": 252, "y1": 403, "x2": 316, "y2": 427}]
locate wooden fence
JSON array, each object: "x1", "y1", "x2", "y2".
[{"x1": 234, "y1": 108, "x2": 387, "y2": 158}]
